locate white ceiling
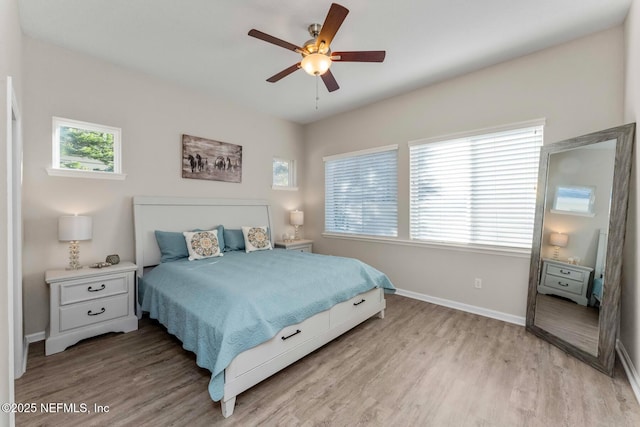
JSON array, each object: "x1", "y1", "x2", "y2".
[{"x1": 18, "y1": 0, "x2": 632, "y2": 124}]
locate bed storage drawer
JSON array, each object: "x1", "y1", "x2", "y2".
[
  {"x1": 59, "y1": 294, "x2": 129, "y2": 332},
  {"x1": 230, "y1": 309, "x2": 330, "y2": 378},
  {"x1": 60, "y1": 275, "x2": 128, "y2": 305},
  {"x1": 330, "y1": 288, "x2": 381, "y2": 327}
]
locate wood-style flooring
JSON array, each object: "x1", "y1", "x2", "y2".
[
  {"x1": 16, "y1": 294, "x2": 640, "y2": 426},
  {"x1": 534, "y1": 293, "x2": 600, "y2": 356}
]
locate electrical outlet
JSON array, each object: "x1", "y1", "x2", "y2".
[{"x1": 474, "y1": 278, "x2": 482, "y2": 289}]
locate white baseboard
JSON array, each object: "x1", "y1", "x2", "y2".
[
  {"x1": 616, "y1": 339, "x2": 640, "y2": 405},
  {"x1": 395, "y1": 288, "x2": 526, "y2": 326},
  {"x1": 25, "y1": 331, "x2": 45, "y2": 343}
]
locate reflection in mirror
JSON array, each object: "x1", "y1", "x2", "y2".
[
  {"x1": 534, "y1": 140, "x2": 615, "y2": 356},
  {"x1": 552, "y1": 185, "x2": 596, "y2": 216},
  {"x1": 526, "y1": 123, "x2": 635, "y2": 376}
]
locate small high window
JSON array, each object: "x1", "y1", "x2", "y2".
[
  {"x1": 47, "y1": 117, "x2": 125, "y2": 180},
  {"x1": 272, "y1": 158, "x2": 297, "y2": 190}
]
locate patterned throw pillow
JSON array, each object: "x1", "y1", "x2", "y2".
[
  {"x1": 182, "y1": 229, "x2": 223, "y2": 260},
  {"x1": 241, "y1": 226, "x2": 272, "y2": 253}
]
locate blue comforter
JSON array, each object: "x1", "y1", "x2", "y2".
[{"x1": 139, "y1": 249, "x2": 395, "y2": 401}]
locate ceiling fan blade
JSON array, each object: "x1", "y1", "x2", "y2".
[
  {"x1": 266, "y1": 63, "x2": 301, "y2": 83},
  {"x1": 332, "y1": 51, "x2": 386, "y2": 62},
  {"x1": 317, "y1": 3, "x2": 349, "y2": 50},
  {"x1": 248, "y1": 29, "x2": 302, "y2": 53},
  {"x1": 321, "y1": 69, "x2": 340, "y2": 92}
]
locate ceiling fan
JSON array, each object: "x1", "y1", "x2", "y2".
[{"x1": 248, "y1": 3, "x2": 385, "y2": 92}]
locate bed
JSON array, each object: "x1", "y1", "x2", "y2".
[
  {"x1": 133, "y1": 196, "x2": 395, "y2": 417},
  {"x1": 590, "y1": 229, "x2": 607, "y2": 306}
]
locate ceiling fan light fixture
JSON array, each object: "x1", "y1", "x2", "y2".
[{"x1": 301, "y1": 53, "x2": 332, "y2": 76}]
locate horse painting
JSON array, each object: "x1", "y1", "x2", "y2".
[{"x1": 182, "y1": 134, "x2": 242, "y2": 183}]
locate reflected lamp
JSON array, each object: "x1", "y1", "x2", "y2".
[{"x1": 549, "y1": 232, "x2": 569, "y2": 260}]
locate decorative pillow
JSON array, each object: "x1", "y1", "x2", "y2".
[
  {"x1": 182, "y1": 229, "x2": 223, "y2": 260},
  {"x1": 155, "y1": 230, "x2": 189, "y2": 262},
  {"x1": 242, "y1": 226, "x2": 272, "y2": 253},
  {"x1": 155, "y1": 225, "x2": 224, "y2": 262},
  {"x1": 223, "y1": 228, "x2": 245, "y2": 251}
]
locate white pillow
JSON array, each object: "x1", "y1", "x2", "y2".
[
  {"x1": 182, "y1": 229, "x2": 223, "y2": 260},
  {"x1": 242, "y1": 226, "x2": 272, "y2": 253}
]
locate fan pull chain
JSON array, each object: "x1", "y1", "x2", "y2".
[{"x1": 315, "y1": 75, "x2": 320, "y2": 110}]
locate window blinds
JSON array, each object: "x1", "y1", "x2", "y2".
[
  {"x1": 409, "y1": 123, "x2": 543, "y2": 248},
  {"x1": 325, "y1": 146, "x2": 398, "y2": 237}
]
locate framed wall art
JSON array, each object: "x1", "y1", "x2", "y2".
[{"x1": 182, "y1": 134, "x2": 242, "y2": 183}]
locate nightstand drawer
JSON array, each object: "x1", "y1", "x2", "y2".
[
  {"x1": 546, "y1": 264, "x2": 584, "y2": 282},
  {"x1": 542, "y1": 275, "x2": 584, "y2": 295},
  {"x1": 59, "y1": 294, "x2": 129, "y2": 332},
  {"x1": 60, "y1": 275, "x2": 127, "y2": 305}
]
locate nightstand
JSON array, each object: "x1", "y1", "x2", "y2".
[
  {"x1": 538, "y1": 258, "x2": 593, "y2": 306},
  {"x1": 274, "y1": 239, "x2": 313, "y2": 253},
  {"x1": 45, "y1": 262, "x2": 138, "y2": 355}
]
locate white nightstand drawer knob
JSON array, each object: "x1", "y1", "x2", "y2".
[
  {"x1": 87, "y1": 284, "x2": 106, "y2": 292},
  {"x1": 87, "y1": 307, "x2": 106, "y2": 316}
]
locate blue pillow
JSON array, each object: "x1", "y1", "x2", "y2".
[
  {"x1": 155, "y1": 225, "x2": 225, "y2": 262},
  {"x1": 154, "y1": 230, "x2": 188, "y2": 262},
  {"x1": 224, "y1": 229, "x2": 245, "y2": 251}
]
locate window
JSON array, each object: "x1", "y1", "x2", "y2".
[
  {"x1": 552, "y1": 185, "x2": 596, "y2": 216},
  {"x1": 47, "y1": 117, "x2": 124, "y2": 180},
  {"x1": 409, "y1": 120, "x2": 544, "y2": 249},
  {"x1": 324, "y1": 145, "x2": 398, "y2": 237},
  {"x1": 272, "y1": 158, "x2": 297, "y2": 190}
]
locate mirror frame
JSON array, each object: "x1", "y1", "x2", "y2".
[{"x1": 526, "y1": 123, "x2": 635, "y2": 376}]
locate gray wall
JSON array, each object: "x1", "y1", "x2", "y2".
[
  {"x1": 0, "y1": 0, "x2": 22, "y2": 423},
  {"x1": 21, "y1": 37, "x2": 305, "y2": 335},
  {"x1": 304, "y1": 27, "x2": 624, "y2": 320},
  {"x1": 622, "y1": 0, "x2": 640, "y2": 392}
]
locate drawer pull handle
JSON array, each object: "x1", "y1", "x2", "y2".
[
  {"x1": 559, "y1": 269, "x2": 571, "y2": 275},
  {"x1": 87, "y1": 308, "x2": 106, "y2": 316},
  {"x1": 557, "y1": 281, "x2": 569, "y2": 287},
  {"x1": 353, "y1": 299, "x2": 366, "y2": 306},
  {"x1": 281, "y1": 329, "x2": 301, "y2": 340},
  {"x1": 88, "y1": 284, "x2": 106, "y2": 292}
]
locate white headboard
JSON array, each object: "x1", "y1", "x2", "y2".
[{"x1": 133, "y1": 196, "x2": 273, "y2": 278}]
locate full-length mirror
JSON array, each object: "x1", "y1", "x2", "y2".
[{"x1": 526, "y1": 123, "x2": 635, "y2": 375}]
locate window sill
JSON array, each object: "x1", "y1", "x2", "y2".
[
  {"x1": 322, "y1": 232, "x2": 531, "y2": 258},
  {"x1": 550, "y1": 209, "x2": 595, "y2": 218},
  {"x1": 46, "y1": 168, "x2": 127, "y2": 180},
  {"x1": 272, "y1": 185, "x2": 298, "y2": 191}
]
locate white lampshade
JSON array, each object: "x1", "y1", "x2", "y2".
[
  {"x1": 58, "y1": 215, "x2": 92, "y2": 241},
  {"x1": 290, "y1": 210, "x2": 304, "y2": 226},
  {"x1": 549, "y1": 232, "x2": 569, "y2": 248}
]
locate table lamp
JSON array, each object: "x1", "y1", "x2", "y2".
[
  {"x1": 290, "y1": 210, "x2": 304, "y2": 240},
  {"x1": 59, "y1": 215, "x2": 92, "y2": 270},
  {"x1": 549, "y1": 232, "x2": 569, "y2": 260}
]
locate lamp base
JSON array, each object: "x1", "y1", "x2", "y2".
[
  {"x1": 552, "y1": 246, "x2": 560, "y2": 260},
  {"x1": 294, "y1": 225, "x2": 300, "y2": 240},
  {"x1": 66, "y1": 240, "x2": 83, "y2": 270}
]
